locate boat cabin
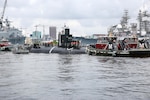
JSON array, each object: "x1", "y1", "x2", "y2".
[
  {"x1": 95, "y1": 36, "x2": 139, "y2": 50},
  {"x1": 96, "y1": 36, "x2": 117, "y2": 50},
  {"x1": 117, "y1": 36, "x2": 138, "y2": 50},
  {"x1": 0, "y1": 38, "x2": 11, "y2": 47}
]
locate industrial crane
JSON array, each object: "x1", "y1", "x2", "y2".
[
  {"x1": 0, "y1": 0, "x2": 7, "y2": 28},
  {"x1": 1, "y1": 0, "x2": 7, "y2": 20},
  {"x1": 35, "y1": 24, "x2": 47, "y2": 35}
]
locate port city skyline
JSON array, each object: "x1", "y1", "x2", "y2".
[{"x1": 0, "y1": 0, "x2": 149, "y2": 37}]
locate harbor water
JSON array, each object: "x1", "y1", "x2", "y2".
[{"x1": 0, "y1": 52, "x2": 150, "y2": 100}]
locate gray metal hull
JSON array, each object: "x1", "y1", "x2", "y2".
[
  {"x1": 30, "y1": 46, "x2": 86, "y2": 54},
  {"x1": 51, "y1": 47, "x2": 86, "y2": 54}
]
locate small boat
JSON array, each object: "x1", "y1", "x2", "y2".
[
  {"x1": 12, "y1": 45, "x2": 29, "y2": 54},
  {"x1": 0, "y1": 38, "x2": 13, "y2": 51}
]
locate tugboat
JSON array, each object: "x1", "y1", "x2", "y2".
[{"x1": 86, "y1": 10, "x2": 150, "y2": 57}]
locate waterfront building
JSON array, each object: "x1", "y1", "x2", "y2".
[
  {"x1": 30, "y1": 31, "x2": 42, "y2": 44},
  {"x1": 31, "y1": 31, "x2": 42, "y2": 39},
  {"x1": 49, "y1": 26, "x2": 56, "y2": 40}
]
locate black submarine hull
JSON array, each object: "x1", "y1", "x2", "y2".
[{"x1": 30, "y1": 46, "x2": 86, "y2": 54}]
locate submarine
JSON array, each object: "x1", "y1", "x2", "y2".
[{"x1": 29, "y1": 26, "x2": 86, "y2": 54}]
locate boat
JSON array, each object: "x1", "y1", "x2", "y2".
[
  {"x1": 0, "y1": 0, "x2": 25, "y2": 45},
  {"x1": 86, "y1": 10, "x2": 150, "y2": 57},
  {"x1": 0, "y1": 38, "x2": 13, "y2": 51},
  {"x1": 30, "y1": 25, "x2": 86, "y2": 54},
  {"x1": 86, "y1": 36, "x2": 150, "y2": 57},
  {"x1": 12, "y1": 45, "x2": 29, "y2": 54},
  {"x1": 86, "y1": 36, "x2": 136, "y2": 55}
]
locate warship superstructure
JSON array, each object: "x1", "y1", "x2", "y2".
[
  {"x1": 138, "y1": 10, "x2": 150, "y2": 37},
  {"x1": 108, "y1": 9, "x2": 150, "y2": 38}
]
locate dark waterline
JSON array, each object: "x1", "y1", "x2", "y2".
[{"x1": 0, "y1": 52, "x2": 150, "y2": 100}]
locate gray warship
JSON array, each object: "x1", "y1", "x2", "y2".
[{"x1": 0, "y1": 0, "x2": 25, "y2": 44}]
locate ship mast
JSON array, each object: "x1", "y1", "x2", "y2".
[
  {"x1": 138, "y1": 0, "x2": 150, "y2": 36},
  {"x1": 138, "y1": 10, "x2": 142, "y2": 35},
  {"x1": 120, "y1": 10, "x2": 130, "y2": 32}
]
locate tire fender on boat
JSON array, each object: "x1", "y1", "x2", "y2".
[{"x1": 144, "y1": 41, "x2": 149, "y2": 49}]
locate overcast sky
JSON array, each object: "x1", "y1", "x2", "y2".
[{"x1": 0, "y1": 0, "x2": 149, "y2": 36}]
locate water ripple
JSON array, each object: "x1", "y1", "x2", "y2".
[{"x1": 0, "y1": 53, "x2": 150, "y2": 100}]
